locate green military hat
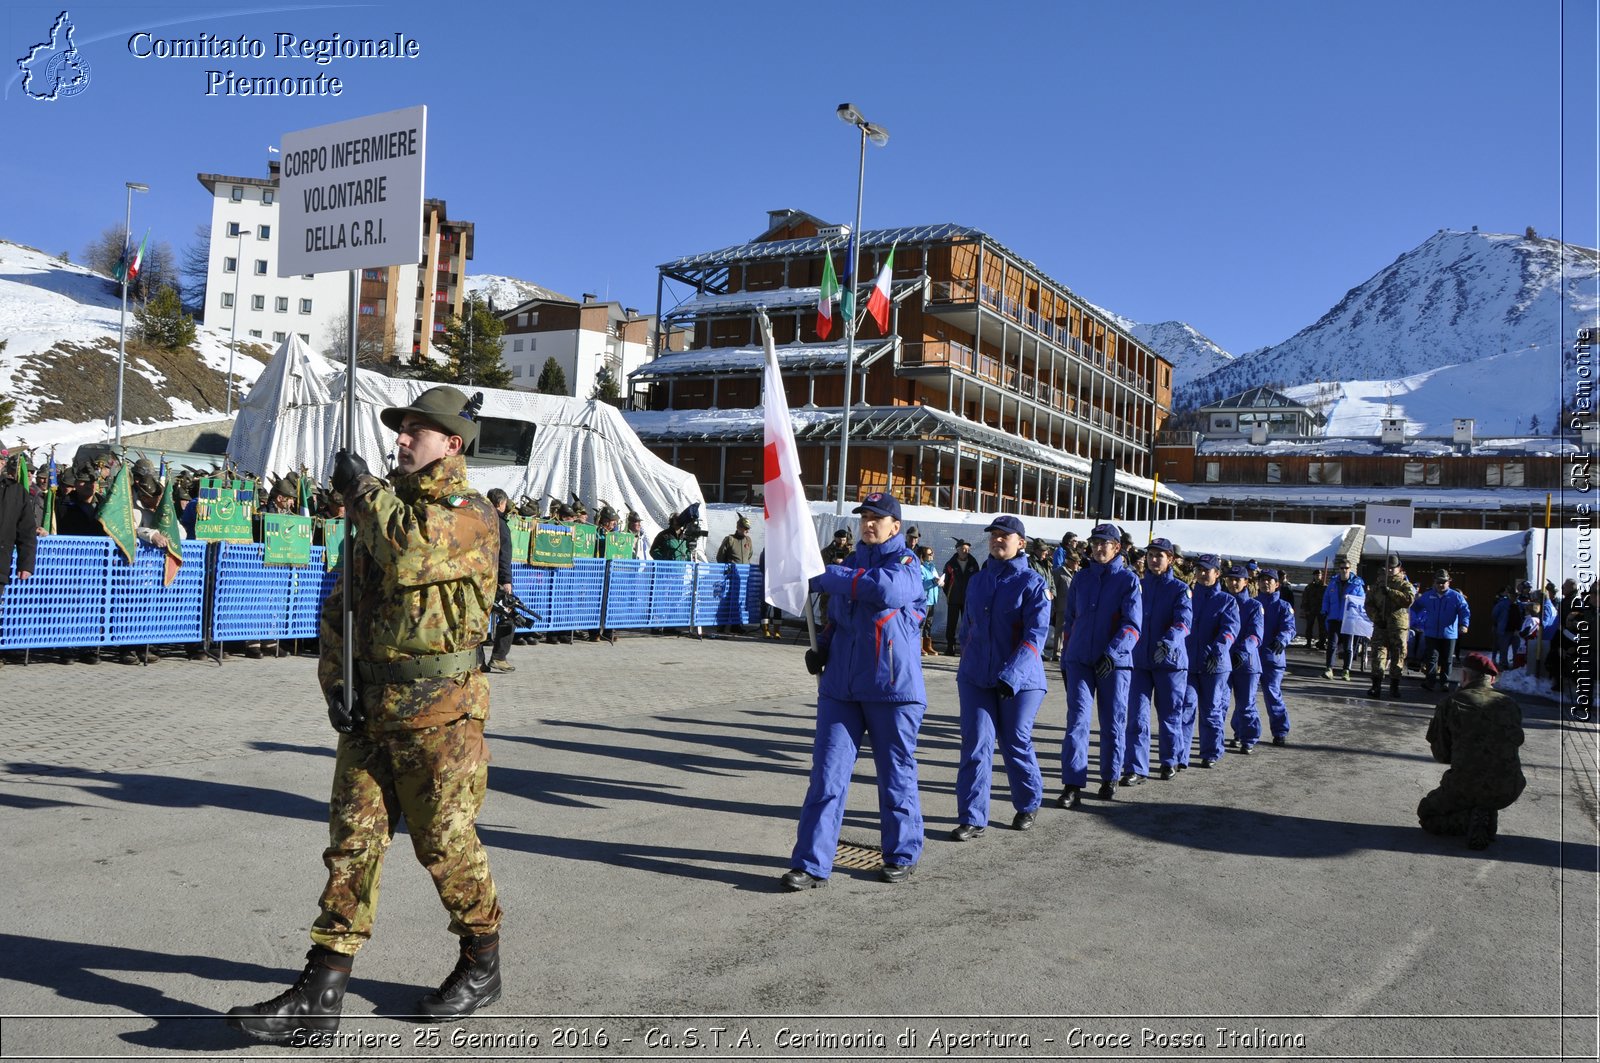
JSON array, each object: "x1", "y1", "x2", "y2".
[
  {"x1": 269, "y1": 472, "x2": 300, "y2": 501},
  {"x1": 379, "y1": 385, "x2": 482, "y2": 448}
]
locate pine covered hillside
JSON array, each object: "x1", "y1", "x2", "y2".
[
  {"x1": 0, "y1": 238, "x2": 269, "y2": 449},
  {"x1": 1176, "y1": 229, "x2": 1600, "y2": 409},
  {"x1": 465, "y1": 274, "x2": 575, "y2": 311}
]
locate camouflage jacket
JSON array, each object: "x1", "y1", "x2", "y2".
[
  {"x1": 1367, "y1": 575, "x2": 1417, "y2": 632},
  {"x1": 1425, "y1": 678, "x2": 1525, "y2": 799},
  {"x1": 319, "y1": 454, "x2": 497, "y2": 731}
]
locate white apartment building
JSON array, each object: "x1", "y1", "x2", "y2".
[
  {"x1": 498, "y1": 296, "x2": 659, "y2": 399},
  {"x1": 197, "y1": 167, "x2": 473, "y2": 363}
]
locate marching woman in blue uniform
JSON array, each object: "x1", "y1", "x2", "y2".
[
  {"x1": 1186, "y1": 554, "x2": 1240, "y2": 769},
  {"x1": 1124, "y1": 538, "x2": 1191, "y2": 784},
  {"x1": 1224, "y1": 562, "x2": 1265, "y2": 754},
  {"x1": 1057, "y1": 522, "x2": 1142, "y2": 807},
  {"x1": 1254, "y1": 568, "x2": 1297, "y2": 745},
  {"x1": 782, "y1": 492, "x2": 928, "y2": 890},
  {"x1": 951, "y1": 515, "x2": 1052, "y2": 839}
]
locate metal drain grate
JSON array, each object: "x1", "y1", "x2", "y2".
[{"x1": 833, "y1": 843, "x2": 884, "y2": 870}]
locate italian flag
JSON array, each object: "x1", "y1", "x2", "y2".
[
  {"x1": 816, "y1": 250, "x2": 839, "y2": 339},
  {"x1": 114, "y1": 229, "x2": 149, "y2": 285},
  {"x1": 866, "y1": 245, "x2": 896, "y2": 334}
]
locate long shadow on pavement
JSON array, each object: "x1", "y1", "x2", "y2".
[
  {"x1": 477, "y1": 824, "x2": 777, "y2": 892},
  {"x1": 1, "y1": 763, "x2": 326, "y2": 821}
]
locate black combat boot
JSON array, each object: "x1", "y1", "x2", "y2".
[
  {"x1": 226, "y1": 945, "x2": 352, "y2": 1042},
  {"x1": 1390, "y1": 677, "x2": 1401, "y2": 699},
  {"x1": 1366, "y1": 679, "x2": 1382, "y2": 698},
  {"x1": 415, "y1": 932, "x2": 501, "y2": 1022}
]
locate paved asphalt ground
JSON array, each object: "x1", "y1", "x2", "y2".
[{"x1": 0, "y1": 634, "x2": 1595, "y2": 1062}]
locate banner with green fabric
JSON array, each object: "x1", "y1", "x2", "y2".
[
  {"x1": 155, "y1": 478, "x2": 185, "y2": 585},
  {"x1": 508, "y1": 516, "x2": 531, "y2": 563},
  {"x1": 530, "y1": 524, "x2": 575, "y2": 568},
  {"x1": 602, "y1": 531, "x2": 637, "y2": 559},
  {"x1": 96, "y1": 462, "x2": 139, "y2": 564},
  {"x1": 321, "y1": 518, "x2": 346, "y2": 571},
  {"x1": 263, "y1": 514, "x2": 314, "y2": 565},
  {"x1": 195, "y1": 478, "x2": 255, "y2": 543},
  {"x1": 570, "y1": 522, "x2": 598, "y2": 558}
]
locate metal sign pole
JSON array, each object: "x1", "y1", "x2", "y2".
[{"x1": 342, "y1": 268, "x2": 357, "y2": 719}]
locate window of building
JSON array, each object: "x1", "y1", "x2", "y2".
[
  {"x1": 302, "y1": 274, "x2": 314, "y2": 280},
  {"x1": 363, "y1": 269, "x2": 382, "y2": 281},
  {"x1": 299, "y1": 298, "x2": 312, "y2": 314},
  {"x1": 513, "y1": 338, "x2": 524, "y2": 352},
  {"x1": 231, "y1": 186, "x2": 243, "y2": 202},
  {"x1": 254, "y1": 260, "x2": 267, "y2": 275},
  {"x1": 1404, "y1": 461, "x2": 1442, "y2": 486},
  {"x1": 516, "y1": 313, "x2": 528, "y2": 326},
  {"x1": 297, "y1": 333, "x2": 310, "y2": 343},
  {"x1": 248, "y1": 329, "x2": 262, "y2": 338},
  {"x1": 1486, "y1": 462, "x2": 1525, "y2": 487},
  {"x1": 275, "y1": 297, "x2": 288, "y2": 313},
  {"x1": 1265, "y1": 462, "x2": 1282, "y2": 484},
  {"x1": 251, "y1": 295, "x2": 265, "y2": 311},
  {"x1": 226, "y1": 222, "x2": 241, "y2": 237},
  {"x1": 262, "y1": 190, "x2": 274, "y2": 205},
  {"x1": 220, "y1": 292, "x2": 234, "y2": 309},
  {"x1": 359, "y1": 304, "x2": 377, "y2": 316},
  {"x1": 434, "y1": 321, "x2": 446, "y2": 332},
  {"x1": 528, "y1": 336, "x2": 537, "y2": 352},
  {"x1": 258, "y1": 224, "x2": 271, "y2": 240},
  {"x1": 1308, "y1": 461, "x2": 1343, "y2": 484},
  {"x1": 273, "y1": 331, "x2": 286, "y2": 342},
  {"x1": 512, "y1": 365, "x2": 523, "y2": 377},
  {"x1": 223, "y1": 257, "x2": 237, "y2": 273},
  {"x1": 1204, "y1": 461, "x2": 1220, "y2": 483}
]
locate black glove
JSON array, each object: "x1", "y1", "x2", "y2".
[
  {"x1": 997, "y1": 679, "x2": 1016, "y2": 699},
  {"x1": 804, "y1": 649, "x2": 826, "y2": 675},
  {"x1": 1152, "y1": 642, "x2": 1171, "y2": 667},
  {"x1": 1231, "y1": 652, "x2": 1245, "y2": 669},
  {"x1": 327, "y1": 684, "x2": 365, "y2": 734},
  {"x1": 331, "y1": 449, "x2": 370, "y2": 495},
  {"x1": 1269, "y1": 640, "x2": 1287, "y2": 656},
  {"x1": 1203, "y1": 652, "x2": 1221, "y2": 674},
  {"x1": 1094, "y1": 654, "x2": 1115, "y2": 679}
]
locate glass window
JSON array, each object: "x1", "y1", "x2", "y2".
[
  {"x1": 1308, "y1": 461, "x2": 1343, "y2": 484},
  {"x1": 1204, "y1": 461, "x2": 1220, "y2": 483},
  {"x1": 468, "y1": 416, "x2": 537, "y2": 465},
  {"x1": 275, "y1": 297, "x2": 288, "y2": 313},
  {"x1": 251, "y1": 295, "x2": 265, "y2": 311},
  {"x1": 231, "y1": 186, "x2": 243, "y2": 202},
  {"x1": 299, "y1": 299, "x2": 312, "y2": 314},
  {"x1": 220, "y1": 292, "x2": 234, "y2": 309},
  {"x1": 258, "y1": 224, "x2": 271, "y2": 240},
  {"x1": 226, "y1": 222, "x2": 241, "y2": 237},
  {"x1": 297, "y1": 333, "x2": 310, "y2": 343},
  {"x1": 302, "y1": 274, "x2": 314, "y2": 280},
  {"x1": 262, "y1": 190, "x2": 274, "y2": 205},
  {"x1": 359, "y1": 304, "x2": 376, "y2": 316},
  {"x1": 512, "y1": 338, "x2": 524, "y2": 352},
  {"x1": 1404, "y1": 461, "x2": 1424, "y2": 486},
  {"x1": 248, "y1": 329, "x2": 262, "y2": 338},
  {"x1": 272, "y1": 331, "x2": 286, "y2": 342},
  {"x1": 1265, "y1": 462, "x2": 1282, "y2": 484},
  {"x1": 254, "y1": 260, "x2": 267, "y2": 275},
  {"x1": 528, "y1": 336, "x2": 537, "y2": 351},
  {"x1": 223, "y1": 257, "x2": 237, "y2": 273}
]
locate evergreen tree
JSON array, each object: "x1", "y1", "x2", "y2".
[
  {"x1": 415, "y1": 296, "x2": 511, "y2": 389},
  {"x1": 590, "y1": 365, "x2": 622, "y2": 404},
  {"x1": 536, "y1": 357, "x2": 569, "y2": 396},
  {"x1": 1528, "y1": 413, "x2": 1540, "y2": 434},
  {"x1": 0, "y1": 393, "x2": 14, "y2": 433},
  {"x1": 132, "y1": 285, "x2": 197, "y2": 350}
]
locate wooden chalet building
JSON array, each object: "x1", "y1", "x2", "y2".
[{"x1": 625, "y1": 210, "x2": 1179, "y2": 520}]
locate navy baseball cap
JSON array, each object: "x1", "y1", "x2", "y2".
[
  {"x1": 1147, "y1": 537, "x2": 1176, "y2": 554},
  {"x1": 853, "y1": 491, "x2": 902, "y2": 520},
  {"x1": 1256, "y1": 568, "x2": 1281, "y2": 581},
  {"x1": 1223, "y1": 562, "x2": 1250, "y2": 579},
  {"x1": 1193, "y1": 553, "x2": 1222, "y2": 571},
  {"x1": 1088, "y1": 522, "x2": 1121, "y2": 543},
  {"x1": 984, "y1": 514, "x2": 1026, "y2": 537}
]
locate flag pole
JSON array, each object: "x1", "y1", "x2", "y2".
[{"x1": 342, "y1": 268, "x2": 357, "y2": 721}]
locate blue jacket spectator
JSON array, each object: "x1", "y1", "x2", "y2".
[
  {"x1": 1416, "y1": 580, "x2": 1472, "y2": 640},
  {"x1": 1321, "y1": 570, "x2": 1366, "y2": 622}
]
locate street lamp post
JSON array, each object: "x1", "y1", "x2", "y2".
[
  {"x1": 833, "y1": 103, "x2": 888, "y2": 515},
  {"x1": 226, "y1": 229, "x2": 244, "y2": 419},
  {"x1": 114, "y1": 181, "x2": 149, "y2": 447}
]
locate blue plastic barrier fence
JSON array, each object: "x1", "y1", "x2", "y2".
[
  {"x1": 691, "y1": 562, "x2": 763, "y2": 627},
  {"x1": 0, "y1": 537, "x2": 206, "y2": 650},
  {"x1": 211, "y1": 542, "x2": 329, "y2": 642}
]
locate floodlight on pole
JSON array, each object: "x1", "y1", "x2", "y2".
[
  {"x1": 832, "y1": 104, "x2": 888, "y2": 515},
  {"x1": 114, "y1": 181, "x2": 150, "y2": 448}
]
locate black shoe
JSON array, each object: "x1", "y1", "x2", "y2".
[
  {"x1": 1012, "y1": 811, "x2": 1037, "y2": 831},
  {"x1": 1272, "y1": 736, "x2": 1287, "y2": 747},
  {"x1": 1055, "y1": 786, "x2": 1081, "y2": 810},
  {"x1": 1390, "y1": 679, "x2": 1401, "y2": 698},
  {"x1": 1224, "y1": 738, "x2": 1238, "y2": 749},
  {"x1": 1465, "y1": 808, "x2": 1495, "y2": 851},
  {"x1": 1158, "y1": 765, "x2": 1174, "y2": 781},
  {"x1": 780, "y1": 869, "x2": 826, "y2": 891},
  {"x1": 414, "y1": 933, "x2": 501, "y2": 1022},
  {"x1": 227, "y1": 946, "x2": 352, "y2": 1043},
  {"x1": 1119, "y1": 774, "x2": 1145, "y2": 787},
  {"x1": 118, "y1": 650, "x2": 140, "y2": 665},
  {"x1": 879, "y1": 863, "x2": 914, "y2": 884},
  {"x1": 1367, "y1": 684, "x2": 1382, "y2": 698},
  {"x1": 1199, "y1": 759, "x2": 1214, "y2": 769},
  {"x1": 949, "y1": 823, "x2": 985, "y2": 842},
  {"x1": 1096, "y1": 780, "x2": 1115, "y2": 799},
  {"x1": 1175, "y1": 763, "x2": 1188, "y2": 772},
  {"x1": 1238, "y1": 744, "x2": 1253, "y2": 756}
]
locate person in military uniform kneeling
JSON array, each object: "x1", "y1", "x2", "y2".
[
  {"x1": 228, "y1": 386, "x2": 504, "y2": 1042},
  {"x1": 1418, "y1": 652, "x2": 1526, "y2": 850}
]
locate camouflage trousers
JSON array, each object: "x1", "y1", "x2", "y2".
[
  {"x1": 1369, "y1": 627, "x2": 1409, "y2": 681},
  {"x1": 1417, "y1": 772, "x2": 1526, "y2": 836},
  {"x1": 311, "y1": 717, "x2": 502, "y2": 955}
]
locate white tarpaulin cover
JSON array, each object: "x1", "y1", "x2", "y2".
[{"x1": 227, "y1": 336, "x2": 703, "y2": 537}]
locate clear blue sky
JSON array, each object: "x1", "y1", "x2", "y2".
[{"x1": 3, "y1": 0, "x2": 1594, "y2": 357}]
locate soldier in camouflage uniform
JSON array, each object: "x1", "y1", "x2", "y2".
[
  {"x1": 229, "y1": 386, "x2": 504, "y2": 1043},
  {"x1": 1366, "y1": 555, "x2": 1417, "y2": 700},
  {"x1": 1418, "y1": 652, "x2": 1525, "y2": 849}
]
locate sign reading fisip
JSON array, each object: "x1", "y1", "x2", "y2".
[
  {"x1": 1365, "y1": 503, "x2": 1414, "y2": 539},
  {"x1": 276, "y1": 104, "x2": 426, "y2": 276}
]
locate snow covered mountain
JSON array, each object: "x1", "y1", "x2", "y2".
[
  {"x1": 1093, "y1": 305, "x2": 1237, "y2": 393},
  {"x1": 464, "y1": 274, "x2": 574, "y2": 311},
  {"x1": 1173, "y1": 229, "x2": 1599, "y2": 415},
  {"x1": 0, "y1": 238, "x2": 267, "y2": 453}
]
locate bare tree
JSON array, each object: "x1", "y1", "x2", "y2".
[
  {"x1": 180, "y1": 223, "x2": 211, "y2": 315},
  {"x1": 83, "y1": 223, "x2": 176, "y2": 301},
  {"x1": 324, "y1": 314, "x2": 401, "y2": 374}
]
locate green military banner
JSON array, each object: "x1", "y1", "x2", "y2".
[
  {"x1": 508, "y1": 516, "x2": 531, "y2": 564},
  {"x1": 195, "y1": 478, "x2": 255, "y2": 543},
  {"x1": 530, "y1": 524, "x2": 575, "y2": 568},
  {"x1": 321, "y1": 518, "x2": 346, "y2": 571},
  {"x1": 602, "y1": 531, "x2": 637, "y2": 560},
  {"x1": 95, "y1": 462, "x2": 138, "y2": 564},
  {"x1": 570, "y1": 522, "x2": 598, "y2": 558},
  {"x1": 263, "y1": 513, "x2": 314, "y2": 566}
]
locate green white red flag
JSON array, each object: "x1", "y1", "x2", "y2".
[
  {"x1": 816, "y1": 250, "x2": 839, "y2": 339},
  {"x1": 866, "y1": 245, "x2": 896, "y2": 333}
]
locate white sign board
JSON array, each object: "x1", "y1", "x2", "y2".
[
  {"x1": 1366, "y1": 503, "x2": 1414, "y2": 539},
  {"x1": 277, "y1": 105, "x2": 426, "y2": 277}
]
